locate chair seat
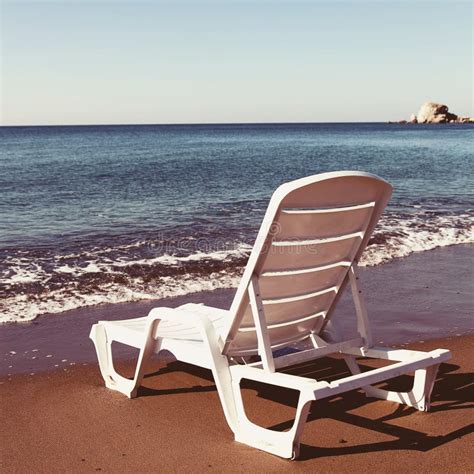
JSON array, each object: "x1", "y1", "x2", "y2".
[{"x1": 100, "y1": 303, "x2": 229, "y2": 347}]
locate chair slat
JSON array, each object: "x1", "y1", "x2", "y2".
[
  {"x1": 261, "y1": 260, "x2": 351, "y2": 277},
  {"x1": 272, "y1": 231, "x2": 364, "y2": 247},
  {"x1": 263, "y1": 235, "x2": 361, "y2": 271},
  {"x1": 238, "y1": 311, "x2": 325, "y2": 332},
  {"x1": 275, "y1": 203, "x2": 375, "y2": 241},
  {"x1": 281, "y1": 201, "x2": 375, "y2": 214},
  {"x1": 259, "y1": 263, "x2": 348, "y2": 300},
  {"x1": 262, "y1": 285, "x2": 337, "y2": 305}
]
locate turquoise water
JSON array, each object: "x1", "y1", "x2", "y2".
[{"x1": 1, "y1": 123, "x2": 473, "y2": 322}]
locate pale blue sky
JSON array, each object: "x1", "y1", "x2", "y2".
[{"x1": 1, "y1": 1, "x2": 472, "y2": 125}]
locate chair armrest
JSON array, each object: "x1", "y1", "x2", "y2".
[{"x1": 147, "y1": 307, "x2": 224, "y2": 350}]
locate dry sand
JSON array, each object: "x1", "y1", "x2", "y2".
[{"x1": 1, "y1": 336, "x2": 473, "y2": 473}]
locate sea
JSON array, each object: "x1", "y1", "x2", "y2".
[{"x1": 1, "y1": 123, "x2": 473, "y2": 324}]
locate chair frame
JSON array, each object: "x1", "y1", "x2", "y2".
[
  {"x1": 90, "y1": 172, "x2": 451, "y2": 459},
  {"x1": 90, "y1": 260, "x2": 450, "y2": 459}
]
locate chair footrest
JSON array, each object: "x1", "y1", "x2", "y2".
[
  {"x1": 230, "y1": 346, "x2": 451, "y2": 402},
  {"x1": 313, "y1": 351, "x2": 448, "y2": 399}
]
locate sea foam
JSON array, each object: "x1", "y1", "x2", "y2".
[{"x1": 1, "y1": 215, "x2": 472, "y2": 324}]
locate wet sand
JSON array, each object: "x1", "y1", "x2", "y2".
[
  {"x1": 1, "y1": 336, "x2": 473, "y2": 472},
  {"x1": 1, "y1": 244, "x2": 473, "y2": 376}
]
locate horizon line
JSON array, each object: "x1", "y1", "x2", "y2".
[{"x1": 0, "y1": 120, "x2": 412, "y2": 128}]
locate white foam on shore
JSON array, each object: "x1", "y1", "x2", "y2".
[
  {"x1": 2, "y1": 262, "x2": 46, "y2": 284},
  {"x1": 112, "y1": 245, "x2": 252, "y2": 267},
  {"x1": 0, "y1": 271, "x2": 242, "y2": 324},
  {"x1": 360, "y1": 217, "x2": 474, "y2": 266},
  {"x1": 1, "y1": 216, "x2": 472, "y2": 324}
]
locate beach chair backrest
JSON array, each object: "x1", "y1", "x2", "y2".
[{"x1": 223, "y1": 171, "x2": 392, "y2": 356}]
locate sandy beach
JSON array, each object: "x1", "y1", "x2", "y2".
[
  {"x1": 1, "y1": 245, "x2": 473, "y2": 472},
  {"x1": 1, "y1": 336, "x2": 473, "y2": 473}
]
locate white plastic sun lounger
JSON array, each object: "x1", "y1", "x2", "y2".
[{"x1": 90, "y1": 171, "x2": 451, "y2": 459}]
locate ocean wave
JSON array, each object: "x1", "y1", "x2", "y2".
[
  {"x1": 0, "y1": 214, "x2": 472, "y2": 324},
  {"x1": 0, "y1": 271, "x2": 242, "y2": 324},
  {"x1": 360, "y1": 213, "x2": 473, "y2": 266},
  {"x1": 112, "y1": 245, "x2": 252, "y2": 267},
  {"x1": 0, "y1": 244, "x2": 251, "y2": 324}
]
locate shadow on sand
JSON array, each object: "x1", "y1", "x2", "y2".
[{"x1": 133, "y1": 355, "x2": 473, "y2": 460}]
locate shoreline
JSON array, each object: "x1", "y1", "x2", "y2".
[{"x1": 1, "y1": 243, "x2": 472, "y2": 377}]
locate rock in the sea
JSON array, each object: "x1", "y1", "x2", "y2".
[
  {"x1": 416, "y1": 102, "x2": 457, "y2": 123},
  {"x1": 390, "y1": 101, "x2": 473, "y2": 124}
]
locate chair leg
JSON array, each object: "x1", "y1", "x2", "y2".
[
  {"x1": 89, "y1": 323, "x2": 156, "y2": 399},
  {"x1": 409, "y1": 364, "x2": 440, "y2": 411},
  {"x1": 344, "y1": 355, "x2": 441, "y2": 411},
  {"x1": 230, "y1": 376, "x2": 313, "y2": 459}
]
